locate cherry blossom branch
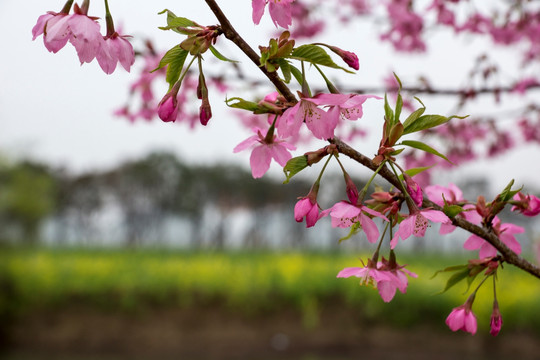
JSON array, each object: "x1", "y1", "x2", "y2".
[
  {"x1": 330, "y1": 137, "x2": 540, "y2": 280},
  {"x1": 203, "y1": 0, "x2": 297, "y2": 103}
]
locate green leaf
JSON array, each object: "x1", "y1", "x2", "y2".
[
  {"x1": 384, "y1": 93, "x2": 394, "y2": 126},
  {"x1": 289, "y1": 45, "x2": 353, "y2": 73},
  {"x1": 402, "y1": 107, "x2": 426, "y2": 129},
  {"x1": 403, "y1": 114, "x2": 468, "y2": 135},
  {"x1": 437, "y1": 267, "x2": 470, "y2": 294},
  {"x1": 339, "y1": 222, "x2": 361, "y2": 243},
  {"x1": 158, "y1": 9, "x2": 196, "y2": 34},
  {"x1": 498, "y1": 179, "x2": 523, "y2": 202},
  {"x1": 443, "y1": 204, "x2": 464, "y2": 218},
  {"x1": 225, "y1": 97, "x2": 261, "y2": 112},
  {"x1": 397, "y1": 166, "x2": 433, "y2": 181},
  {"x1": 400, "y1": 140, "x2": 453, "y2": 164},
  {"x1": 431, "y1": 264, "x2": 467, "y2": 279},
  {"x1": 209, "y1": 45, "x2": 238, "y2": 63},
  {"x1": 277, "y1": 59, "x2": 292, "y2": 83},
  {"x1": 152, "y1": 46, "x2": 189, "y2": 88},
  {"x1": 283, "y1": 156, "x2": 309, "y2": 184},
  {"x1": 395, "y1": 93, "x2": 403, "y2": 123}
]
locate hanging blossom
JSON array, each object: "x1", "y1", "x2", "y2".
[
  {"x1": 390, "y1": 208, "x2": 450, "y2": 249},
  {"x1": 233, "y1": 126, "x2": 295, "y2": 178},
  {"x1": 446, "y1": 296, "x2": 478, "y2": 335},
  {"x1": 294, "y1": 183, "x2": 329, "y2": 228},
  {"x1": 252, "y1": 0, "x2": 295, "y2": 29},
  {"x1": 328, "y1": 201, "x2": 388, "y2": 244},
  {"x1": 463, "y1": 217, "x2": 524, "y2": 259},
  {"x1": 337, "y1": 257, "x2": 417, "y2": 303},
  {"x1": 32, "y1": 4, "x2": 134, "y2": 74},
  {"x1": 32, "y1": 5, "x2": 103, "y2": 64}
]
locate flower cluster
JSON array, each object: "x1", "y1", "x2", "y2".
[{"x1": 32, "y1": 1, "x2": 134, "y2": 74}]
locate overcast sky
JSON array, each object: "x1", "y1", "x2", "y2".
[{"x1": 1, "y1": 0, "x2": 539, "y2": 194}]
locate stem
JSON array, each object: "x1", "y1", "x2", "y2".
[
  {"x1": 315, "y1": 152, "x2": 334, "y2": 184},
  {"x1": 313, "y1": 64, "x2": 340, "y2": 94},
  {"x1": 358, "y1": 161, "x2": 385, "y2": 203},
  {"x1": 60, "y1": 0, "x2": 74, "y2": 14},
  {"x1": 388, "y1": 161, "x2": 416, "y2": 210},
  {"x1": 203, "y1": 0, "x2": 297, "y2": 103},
  {"x1": 329, "y1": 136, "x2": 540, "y2": 280},
  {"x1": 103, "y1": 0, "x2": 115, "y2": 37}
]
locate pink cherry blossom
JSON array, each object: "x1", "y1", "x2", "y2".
[
  {"x1": 337, "y1": 257, "x2": 417, "y2": 303},
  {"x1": 376, "y1": 257, "x2": 418, "y2": 302},
  {"x1": 67, "y1": 12, "x2": 104, "y2": 64},
  {"x1": 294, "y1": 182, "x2": 329, "y2": 228},
  {"x1": 233, "y1": 127, "x2": 295, "y2": 178},
  {"x1": 464, "y1": 217, "x2": 524, "y2": 259},
  {"x1": 425, "y1": 183, "x2": 482, "y2": 234},
  {"x1": 390, "y1": 209, "x2": 450, "y2": 249},
  {"x1": 329, "y1": 201, "x2": 388, "y2": 243},
  {"x1": 446, "y1": 303, "x2": 477, "y2": 335},
  {"x1": 511, "y1": 192, "x2": 540, "y2": 217},
  {"x1": 337, "y1": 261, "x2": 393, "y2": 300},
  {"x1": 278, "y1": 97, "x2": 333, "y2": 140},
  {"x1": 252, "y1": 0, "x2": 295, "y2": 29},
  {"x1": 32, "y1": 12, "x2": 71, "y2": 53},
  {"x1": 96, "y1": 33, "x2": 135, "y2": 74}
]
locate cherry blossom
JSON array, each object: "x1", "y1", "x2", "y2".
[
  {"x1": 294, "y1": 183, "x2": 329, "y2": 228},
  {"x1": 464, "y1": 217, "x2": 524, "y2": 259},
  {"x1": 96, "y1": 32, "x2": 135, "y2": 74},
  {"x1": 390, "y1": 209, "x2": 450, "y2": 249},
  {"x1": 337, "y1": 260, "x2": 393, "y2": 300},
  {"x1": 446, "y1": 300, "x2": 477, "y2": 335},
  {"x1": 511, "y1": 192, "x2": 540, "y2": 217},
  {"x1": 233, "y1": 127, "x2": 295, "y2": 178},
  {"x1": 329, "y1": 201, "x2": 388, "y2": 243}
]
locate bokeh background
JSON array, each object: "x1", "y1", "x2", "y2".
[{"x1": 1, "y1": 1, "x2": 540, "y2": 359}]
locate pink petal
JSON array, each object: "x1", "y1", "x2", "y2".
[
  {"x1": 463, "y1": 235, "x2": 484, "y2": 250},
  {"x1": 32, "y1": 13, "x2": 55, "y2": 40},
  {"x1": 479, "y1": 243, "x2": 497, "y2": 259},
  {"x1": 268, "y1": 1, "x2": 292, "y2": 28},
  {"x1": 421, "y1": 209, "x2": 450, "y2": 224},
  {"x1": 337, "y1": 267, "x2": 365, "y2": 278},
  {"x1": 270, "y1": 143, "x2": 293, "y2": 167},
  {"x1": 501, "y1": 234, "x2": 522, "y2": 255},
  {"x1": 233, "y1": 135, "x2": 259, "y2": 153},
  {"x1": 250, "y1": 145, "x2": 272, "y2": 178},
  {"x1": 360, "y1": 213, "x2": 379, "y2": 243},
  {"x1": 251, "y1": 0, "x2": 266, "y2": 25},
  {"x1": 377, "y1": 281, "x2": 397, "y2": 303},
  {"x1": 439, "y1": 223, "x2": 456, "y2": 234}
]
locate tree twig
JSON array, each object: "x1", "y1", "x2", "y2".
[{"x1": 204, "y1": 0, "x2": 297, "y2": 103}]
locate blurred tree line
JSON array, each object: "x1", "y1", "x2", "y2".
[{"x1": 0, "y1": 152, "x2": 352, "y2": 249}]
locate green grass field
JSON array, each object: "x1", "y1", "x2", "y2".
[{"x1": 1, "y1": 247, "x2": 539, "y2": 333}]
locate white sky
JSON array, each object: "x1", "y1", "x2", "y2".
[{"x1": 1, "y1": 0, "x2": 539, "y2": 194}]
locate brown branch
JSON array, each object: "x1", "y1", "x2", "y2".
[
  {"x1": 330, "y1": 137, "x2": 540, "y2": 280},
  {"x1": 204, "y1": 0, "x2": 297, "y2": 104}
]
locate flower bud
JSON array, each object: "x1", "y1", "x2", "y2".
[
  {"x1": 489, "y1": 300, "x2": 503, "y2": 336},
  {"x1": 158, "y1": 92, "x2": 179, "y2": 122}
]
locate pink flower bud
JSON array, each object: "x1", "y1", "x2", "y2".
[
  {"x1": 158, "y1": 93, "x2": 179, "y2": 122},
  {"x1": 199, "y1": 98, "x2": 212, "y2": 126},
  {"x1": 512, "y1": 193, "x2": 540, "y2": 217},
  {"x1": 404, "y1": 174, "x2": 423, "y2": 207},
  {"x1": 445, "y1": 297, "x2": 477, "y2": 335},
  {"x1": 489, "y1": 301, "x2": 503, "y2": 336}
]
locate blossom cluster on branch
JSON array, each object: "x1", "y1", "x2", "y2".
[{"x1": 32, "y1": 0, "x2": 540, "y2": 337}]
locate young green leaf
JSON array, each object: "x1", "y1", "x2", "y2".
[
  {"x1": 397, "y1": 165, "x2": 433, "y2": 181},
  {"x1": 400, "y1": 139, "x2": 453, "y2": 164},
  {"x1": 384, "y1": 93, "x2": 394, "y2": 126},
  {"x1": 402, "y1": 107, "x2": 426, "y2": 129},
  {"x1": 158, "y1": 9, "x2": 196, "y2": 34},
  {"x1": 277, "y1": 58, "x2": 292, "y2": 83},
  {"x1": 225, "y1": 97, "x2": 261, "y2": 112},
  {"x1": 283, "y1": 156, "x2": 309, "y2": 184},
  {"x1": 289, "y1": 45, "x2": 353, "y2": 73},
  {"x1": 209, "y1": 45, "x2": 238, "y2": 63},
  {"x1": 403, "y1": 114, "x2": 468, "y2": 135}
]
